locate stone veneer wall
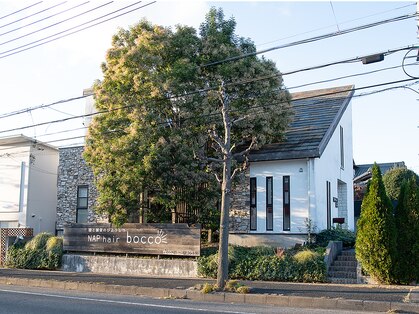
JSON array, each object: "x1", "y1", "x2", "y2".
[
  {"x1": 56, "y1": 146, "x2": 106, "y2": 230},
  {"x1": 229, "y1": 170, "x2": 250, "y2": 233}
]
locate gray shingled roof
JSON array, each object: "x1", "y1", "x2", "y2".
[
  {"x1": 353, "y1": 162, "x2": 406, "y2": 182},
  {"x1": 249, "y1": 85, "x2": 354, "y2": 162}
]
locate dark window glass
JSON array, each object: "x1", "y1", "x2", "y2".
[
  {"x1": 327, "y1": 181, "x2": 331, "y2": 229},
  {"x1": 340, "y1": 126, "x2": 344, "y2": 169},
  {"x1": 250, "y1": 178, "x2": 257, "y2": 231},
  {"x1": 77, "y1": 186, "x2": 88, "y2": 223},
  {"x1": 266, "y1": 177, "x2": 273, "y2": 231},
  {"x1": 283, "y1": 176, "x2": 290, "y2": 231}
]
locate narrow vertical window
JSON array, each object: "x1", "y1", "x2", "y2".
[
  {"x1": 77, "y1": 186, "x2": 88, "y2": 223},
  {"x1": 340, "y1": 126, "x2": 344, "y2": 169},
  {"x1": 326, "y1": 181, "x2": 331, "y2": 229},
  {"x1": 266, "y1": 177, "x2": 273, "y2": 231},
  {"x1": 250, "y1": 178, "x2": 257, "y2": 231},
  {"x1": 283, "y1": 176, "x2": 290, "y2": 231}
]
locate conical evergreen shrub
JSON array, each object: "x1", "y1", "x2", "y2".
[
  {"x1": 395, "y1": 176, "x2": 419, "y2": 283},
  {"x1": 355, "y1": 163, "x2": 397, "y2": 284}
]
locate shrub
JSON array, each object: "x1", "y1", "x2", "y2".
[
  {"x1": 315, "y1": 227, "x2": 356, "y2": 248},
  {"x1": 5, "y1": 233, "x2": 63, "y2": 270},
  {"x1": 383, "y1": 167, "x2": 419, "y2": 201},
  {"x1": 201, "y1": 282, "x2": 216, "y2": 294},
  {"x1": 356, "y1": 163, "x2": 398, "y2": 284},
  {"x1": 293, "y1": 250, "x2": 319, "y2": 263},
  {"x1": 394, "y1": 177, "x2": 419, "y2": 284},
  {"x1": 198, "y1": 246, "x2": 326, "y2": 283}
]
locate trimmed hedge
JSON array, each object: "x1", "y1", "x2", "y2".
[
  {"x1": 315, "y1": 227, "x2": 356, "y2": 248},
  {"x1": 198, "y1": 246, "x2": 326, "y2": 283},
  {"x1": 5, "y1": 232, "x2": 63, "y2": 270}
]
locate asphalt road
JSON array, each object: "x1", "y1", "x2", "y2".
[
  {"x1": 0, "y1": 284, "x2": 382, "y2": 314},
  {"x1": 0, "y1": 268, "x2": 412, "y2": 303}
]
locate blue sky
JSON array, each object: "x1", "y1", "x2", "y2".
[{"x1": 0, "y1": 1, "x2": 418, "y2": 173}]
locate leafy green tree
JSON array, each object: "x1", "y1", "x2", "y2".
[
  {"x1": 383, "y1": 167, "x2": 419, "y2": 201},
  {"x1": 394, "y1": 176, "x2": 419, "y2": 283},
  {"x1": 355, "y1": 163, "x2": 397, "y2": 284},
  {"x1": 196, "y1": 8, "x2": 291, "y2": 288},
  {"x1": 84, "y1": 20, "x2": 219, "y2": 226},
  {"x1": 84, "y1": 8, "x2": 291, "y2": 288}
]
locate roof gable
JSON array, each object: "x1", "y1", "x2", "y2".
[{"x1": 249, "y1": 85, "x2": 354, "y2": 162}]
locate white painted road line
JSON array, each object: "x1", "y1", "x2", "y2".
[{"x1": 0, "y1": 288, "x2": 256, "y2": 314}]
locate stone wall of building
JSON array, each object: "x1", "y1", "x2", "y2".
[
  {"x1": 56, "y1": 146, "x2": 106, "y2": 231},
  {"x1": 229, "y1": 170, "x2": 250, "y2": 233}
]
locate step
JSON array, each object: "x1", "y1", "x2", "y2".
[
  {"x1": 335, "y1": 255, "x2": 357, "y2": 262},
  {"x1": 340, "y1": 250, "x2": 355, "y2": 256},
  {"x1": 328, "y1": 265, "x2": 357, "y2": 273},
  {"x1": 328, "y1": 277, "x2": 358, "y2": 284},
  {"x1": 328, "y1": 271, "x2": 357, "y2": 279},
  {"x1": 332, "y1": 260, "x2": 357, "y2": 267}
]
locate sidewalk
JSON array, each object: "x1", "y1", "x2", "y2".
[{"x1": 0, "y1": 268, "x2": 417, "y2": 313}]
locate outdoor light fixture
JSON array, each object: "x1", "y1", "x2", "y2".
[{"x1": 362, "y1": 53, "x2": 385, "y2": 64}]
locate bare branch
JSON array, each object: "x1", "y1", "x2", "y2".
[
  {"x1": 213, "y1": 172, "x2": 222, "y2": 184},
  {"x1": 232, "y1": 114, "x2": 251, "y2": 125},
  {"x1": 233, "y1": 136, "x2": 257, "y2": 158},
  {"x1": 231, "y1": 167, "x2": 240, "y2": 180},
  {"x1": 208, "y1": 129, "x2": 226, "y2": 153}
]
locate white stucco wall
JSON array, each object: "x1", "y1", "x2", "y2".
[
  {"x1": 249, "y1": 159, "x2": 308, "y2": 233},
  {"x1": 0, "y1": 146, "x2": 30, "y2": 227},
  {"x1": 313, "y1": 101, "x2": 354, "y2": 231},
  {"x1": 0, "y1": 138, "x2": 58, "y2": 233},
  {"x1": 26, "y1": 145, "x2": 59, "y2": 234},
  {"x1": 245, "y1": 101, "x2": 354, "y2": 235}
]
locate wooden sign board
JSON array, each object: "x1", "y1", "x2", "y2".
[{"x1": 63, "y1": 223, "x2": 200, "y2": 257}]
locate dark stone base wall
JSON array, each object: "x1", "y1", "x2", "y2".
[
  {"x1": 229, "y1": 170, "x2": 250, "y2": 233},
  {"x1": 56, "y1": 146, "x2": 106, "y2": 230}
]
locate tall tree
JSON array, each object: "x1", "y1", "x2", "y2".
[
  {"x1": 195, "y1": 8, "x2": 291, "y2": 288},
  {"x1": 84, "y1": 8, "x2": 292, "y2": 288},
  {"x1": 394, "y1": 176, "x2": 419, "y2": 283},
  {"x1": 84, "y1": 20, "x2": 218, "y2": 225},
  {"x1": 383, "y1": 167, "x2": 419, "y2": 201},
  {"x1": 355, "y1": 163, "x2": 397, "y2": 284}
]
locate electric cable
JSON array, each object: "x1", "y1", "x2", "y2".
[
  {"x1": 402, "y1": 47, "x2": 419, "y2": 79},
  {"x1": 0, "y1": 1, "x2": 67, "y2": 30},
  {"x1": 202, "y1": 12, "x2": 418, "y2": 67},
  {"x1": 257, "y1": 3, "x2": 415, "y2": 47},
  {"x1": 0, "y1": 77, "x2": 416, "y2": 136},
  {"x1": 0, "y1": 1, "x2": 114, "y2": 47},
  {"x1": 0, "y1": 2, "x2": 42, "y2": 21},
  {"x1": 0, "y1": 94, "x2": 89, "y2": 120},
  {"x1": 1, "y1": 78, "x2": 418, "y2": 153},
  {"x1": 0, "y1": 2, "x2": 90, "y2": 38},
  {"x1": 0, "y1": 1, "x2": 156, "y2": 59},
  {"x1": 0, "y1": 44, "x2": 415, "y2": 120}
]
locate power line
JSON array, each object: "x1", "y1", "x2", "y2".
[
  {"x1": 0, "y1": 1, "x2": 114, "y2": 47},
  {"x1": 0, "y1": 44, "x2": 416, "y2": 121},
  {"x1": 0, "y1": 2, "x2": 43, "y2": 21},
  {"x1": 0, "y1": 1, "x2": 67, "y2": 31},
  {"x1": 0, "y1": 77, "x2": 417, "y2": 137},
  {"x1": 1, "y1": 78, "x2": 418, "y2": 153},
  {"x1": 0, "y1": 94, "x2": 89, "y2": 120},
  {"x1": 0, "y1": 2, "x2": 90, "y2": 38},
  {"x1": 257, "y1": 3, "x2": 415, "y2": 47},
  {"x1": 202, "y1": 12, "x2": 418, "y2": 67},
  {"x1": 0, "y1": 1, "x2": 156, "y2": 59},
  {"x1": 288, "y1": 62, "x2": 418, "y2": 90}
]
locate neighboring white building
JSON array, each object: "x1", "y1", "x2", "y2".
[
  {"x1": 229, "y1": 85, "x2": 355, "y2": 248},
  {"x1": 0, "y1": 135, "x2": 59, "y2": 234}
]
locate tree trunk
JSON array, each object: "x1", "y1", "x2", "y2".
[
  {"x1": 216, "y1": 154, "x2": 232, "y2": 288},
  {"x1": 216, "y1": 84, "x2": 232, "y2": 290}
]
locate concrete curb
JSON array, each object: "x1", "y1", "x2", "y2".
[{"x1": 1, "y1": 276, "x2": 418, "y2": 313}]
